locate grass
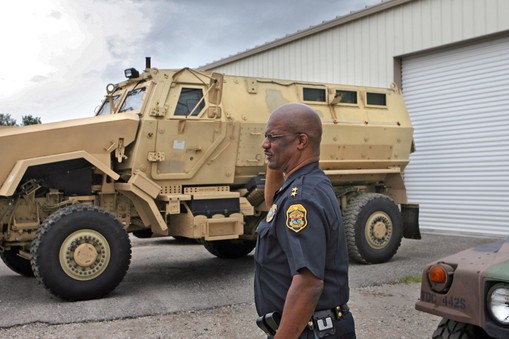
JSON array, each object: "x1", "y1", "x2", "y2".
[{"x1": 401, "y1": 275, "x2": 422, "y2": 284}]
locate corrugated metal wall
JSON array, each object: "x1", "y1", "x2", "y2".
[
  {"x1": 205, "y1": 0, "x2": 509, "y2": 236},
  {"x1": 402, "y1": 36, "x2": 509, "y2": 236},
  {"x1": 209, "y1": 0, "x2": 509, "y2": 88}
]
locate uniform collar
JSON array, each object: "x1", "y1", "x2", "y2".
[{"x1": 279, "y1": 162, "x2": 319, "y2": 193}]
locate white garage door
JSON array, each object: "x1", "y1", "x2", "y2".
[{"x1": 402, "y1": 36, "x2": 509, "y2": 236}]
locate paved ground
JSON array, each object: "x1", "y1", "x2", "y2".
[
  {"x1": 0, "y1": 232, "x2": 502, "y2": 338},
  {"x1": 0, "y1": 283, "x2": 439, "y2": 339}
]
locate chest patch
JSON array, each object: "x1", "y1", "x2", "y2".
[{"x1": 286, "y1": 204, "x2": 308, "y2": 232}]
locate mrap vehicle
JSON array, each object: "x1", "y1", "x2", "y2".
[
  {"x1": 0, "y1": 59, "x2": 420, "y2": 300},
  {"x1": 416, "y1": 237, "x2": 509, "y2": 339}
]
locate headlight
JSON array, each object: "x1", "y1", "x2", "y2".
[
  {"x1": 488, "y1": 283, "x2": 509, "y2": 326},
  {"x1": 124, "y1": 68, "x2": 140, "y2": 79}
]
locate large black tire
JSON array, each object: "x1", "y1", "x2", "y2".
[
  {"x1": 0, "y1": 246, "x2": 34, "y2": 277},
  {"x1": 203, "y1": 239, "x2": 256, "y2": 258},
  {"x1": 31, "y1": 204, "x2": 131, "y2": 301},
  {"x1": 432, "y1": 318, "x2": 492, "y2": 338},
  {"x1": 344, "y1": 193, "x2": 403, "y2": 264}
]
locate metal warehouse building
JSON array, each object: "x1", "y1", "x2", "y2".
[{"x1": 202, "y1": 0, "x2": 509, "y2": 236}]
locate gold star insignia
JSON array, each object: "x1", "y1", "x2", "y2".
[{"x1": 291, "y1": 187, "x2": 299, "y2": 197}]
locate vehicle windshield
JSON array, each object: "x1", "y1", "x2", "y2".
[
  {"x1": 119, "y1": 88, "x2": 146, "y2": 112},
  {"x1": 97, "y1": 95, "x2": 121, "y2": 116}
]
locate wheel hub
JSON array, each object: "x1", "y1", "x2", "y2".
[
  {"x1": 372, "y1": 221, "x2": 387, "y2": 239},
  {"x1": 73, "y1": 243, "x2": 98, "y2": 267},
  {"x1": 365, "y1": 211, "x2": 393, "y2": 249},
  {"x1": 59, "y1": 229, "x2": 111, "y2": 281}
]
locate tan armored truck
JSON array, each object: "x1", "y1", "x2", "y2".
[{"x1": 0, "y1": 60, "x2": 420, "y2": 300}]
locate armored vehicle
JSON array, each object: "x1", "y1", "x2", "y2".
[
  {"x1": 416, "y1": 237, "x2": 509, "y2": 338},
  {"x1": 0, "y1": 59, "x2": 419, "y2": 300}
]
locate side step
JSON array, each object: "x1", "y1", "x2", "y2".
[{"x1": 115, "y1": 171, "x2": 168, "y2": 234}]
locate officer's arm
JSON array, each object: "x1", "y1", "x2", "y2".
[
  {"x1": 275, "y1": 268, "x2": 324, "y2": 339},
  {"x1": 264, "y1": 166, "x2": 284, "y2": 206}
]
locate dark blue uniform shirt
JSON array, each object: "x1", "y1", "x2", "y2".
[{"x1": 254, "y1": 162, "x2": 350, "y2": 316}]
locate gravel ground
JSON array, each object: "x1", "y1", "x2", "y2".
[{"x1": 0, "y1": 282, "x2": 439, "y2": 339}]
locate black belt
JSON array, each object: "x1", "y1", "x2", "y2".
[
  {"x1": 256, "y1": 304, "x2": 349, "y2": 337},
  {"x1": 333, "y1": 304, "x2": 350, "y2": 319},
  {"x1": 315, "y1": 304, "x2": 349, "y2": 321},
  {"x1": 307, "y1": 304, "x2": 349, "y2": 332}
]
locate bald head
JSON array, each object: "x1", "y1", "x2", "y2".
[
  {"x1": 263, "y1": 104, "x2": 322, "y2": 174},
  {"x1": 268, "y1": 103, "x2": 322, "y2": 154}
]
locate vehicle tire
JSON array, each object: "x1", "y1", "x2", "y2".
[
  {"x1": 203, "y1": 239, "x2": 256, "y2": 258},
  {"x1": 0, "y1": 246, "x2": 34, "y2": 277},
  {"x1": 344, "y1": 193, "x2": 403, "y2": 264},
  {"x1": 432, "y1": 318, "x2": 492, "y2": 338},
  {"x1": 31, "y1": 204, "x2": 131, "y2": 301}
]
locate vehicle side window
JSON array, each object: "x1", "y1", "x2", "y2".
[
  {"x1": 174, "y1": 88, "x2": 205, "y2": 116},
  {"x1": 303, "y1": 88, "x2": 326, "y2": 102},
  {"x1": 336, "y1": 90, "x2": 358, "y2": 104},
  {"x1": 366, "y1": 92, "x2": 387, "y2": 106}
]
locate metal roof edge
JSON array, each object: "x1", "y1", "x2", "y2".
[{"x1": 199, "y1": 0, "x2": 415, "y2": 71}]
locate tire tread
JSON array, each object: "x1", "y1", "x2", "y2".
[
  {"x1": 344, "y1": 193, "x2": 402, "y2": 264},
  {"x1": 31, "y1": 204, "x2": 131, "y2": 301},
  {"x1": 432, "y1": 318, "x2": 491, "y2": 339}
]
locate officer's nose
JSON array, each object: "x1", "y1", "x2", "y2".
[{"x1": 262, "y1": 137, "x2": 270, "y2": 149}]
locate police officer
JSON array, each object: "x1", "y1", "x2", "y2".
[{"x1": 254, "y1": 103, "x2": 356, "y2": 339}]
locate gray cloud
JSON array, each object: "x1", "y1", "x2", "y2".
[
  {"x1": 131, "y1": 0, "x2": 382, "y2": 68},
  {"x1": 48, "y1": 10, "x2": 62, "y2": 19},
  {"x1": 0, "y1": 0, "x2": 382, "y2": 123},
  {"x1": 30, "y1": 75, "x2": 49, "y2": 83}
]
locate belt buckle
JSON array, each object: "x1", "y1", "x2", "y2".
[{"x1": 312, "y1": 309, "x2": 336, "y2": 338}]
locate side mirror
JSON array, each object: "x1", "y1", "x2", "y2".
[{"x1": 208, "y1": 73, "x2": 223, "y2": 106}]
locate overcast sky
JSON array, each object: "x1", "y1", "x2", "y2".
[{"x1": 0, "y1": 0, "x2": 382, "y2": 124}]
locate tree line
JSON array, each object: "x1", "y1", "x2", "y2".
[{"x1": 0, "y1": 113, "x2": 42, "y2": 126}]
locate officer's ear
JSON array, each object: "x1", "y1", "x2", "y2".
[{"x1": 296, "y1": 133, "x2": 309, "y2": 150}]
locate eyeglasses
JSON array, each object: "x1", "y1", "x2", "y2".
[{"x1": 264, "y1": 132, "x2": 301, "y2": 142}]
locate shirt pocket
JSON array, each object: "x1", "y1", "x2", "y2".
[{"x1": 254, "y1": 220, "x2": 276, "y2": 265}]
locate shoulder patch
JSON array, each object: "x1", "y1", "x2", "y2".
[
  {"x1": 266, "y1": 204, "x2": 277, "y2": 222},
  {"x1": 286, "y1": 204, "x2": 308, "y2": 233}
]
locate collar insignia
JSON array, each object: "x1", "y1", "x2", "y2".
[
  {"x1": 286, "y1": 204, "x2": 308, "y2": 232},
  {"x1": 291, "y1": 187, "x2": 299, "y2": 197}
]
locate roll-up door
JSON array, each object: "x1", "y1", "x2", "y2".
[{"x1": 402, "y1": 36, "x2": 509, "y2": 236}]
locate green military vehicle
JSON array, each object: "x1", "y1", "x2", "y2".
[
  {"x1": 0, "y1": 59, "x2": 420, "y2": 300},
  {"x1": 416, "y1": 237, "x2": 509, "y2": 338}
]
